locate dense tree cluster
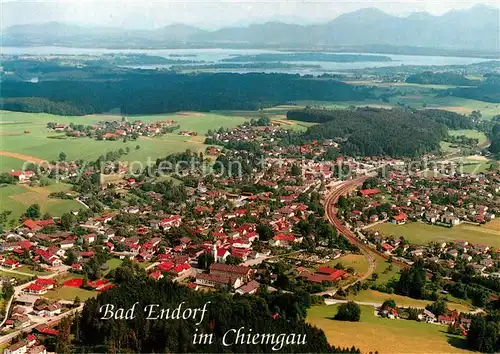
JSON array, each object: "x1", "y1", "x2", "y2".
[
  {"x1": 2, "y1": 70, "x2": 373, "y2": 115},
  {"x1": 72, "y1": 273, "x2": 359, "y2": 353},
  {"x1": 286, "y1": 108, "x2": 454, "y2": 157},
  {"x1": 405, "y1": 72, "x2": 480, "y2": 86},
  {"x1": 467, "y1": 313, "x2": 500, "y2": 353},
  {"x1": 1, "y1": 97, "x2": 87, "y2": 115},
  {"x1": 334, "y1": 302, "x2": 361, "y2": 322},
  {"x1": 447, "y1": 75, "x2": 500, "y2": 103}
]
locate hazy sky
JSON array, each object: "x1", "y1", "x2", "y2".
[{"x1": 2, "y1": 0, "x2": 499, "y2": 29}]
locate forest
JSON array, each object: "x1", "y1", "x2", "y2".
[
  {"x1": 446, "y1": 75, "x2": 500, "y2": 103},
  {"x1": 405, "y1": 72, "x2": 480, "y2": 86},
  {"x1": 1, "y1": 69, "x2": 374, "y2": 115},
  {"x1": 70, "y1": 268, "x2": 360, "y2": 353},
  {"x1": 284, "y1": 107, "x2": 474, "y2": 157}
]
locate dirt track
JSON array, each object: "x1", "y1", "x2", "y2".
[{"x1": 0, "y1": 151, "x2": 44, "y2": 164}]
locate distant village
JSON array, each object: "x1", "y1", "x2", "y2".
[{"x1": 46, "y1": 118, "x2": 179, "y2": 141}]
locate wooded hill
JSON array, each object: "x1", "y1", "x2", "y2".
[
  {"x1": 286, "y1": 108, "x2": 475, "y2": 157},
  {"x1": 1, "y1": 71, "x2": 373, "y2": 115}
]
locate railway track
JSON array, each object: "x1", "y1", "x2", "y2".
[{"x1": 324, "y1": 176, "x2": 407, "y2": 281}]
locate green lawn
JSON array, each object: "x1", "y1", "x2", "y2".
[
  {"x1": 460, "y1": 162, "x2": 492, "y2": 174},
  {"x1": 449, "y1": 129, "x2": 488, "y2": 145},
  {"x1": 372, "y1": 254, "x2": 401, "y2": 285},
  {"x1": 0, "y1": 270, "x2": 32, "y2": 281},
  {"x1": 44, "y1": 286, "x2": 98, "y2": 301},
  {"x1": 0, "y1": 156, "x2": 25, "y2": 172},
  {"x1": 372, "y1": 221, "x2": 500, "y2": 248},
  {"x1": 0, "y1": 183, "x2": 84, "y2": 225},
  {"x1": 347, "y1": 290, "x2": 471, "y2": 313},
  {"x1": 307, "y1": 304, "x2": 469, "y2": 354},
  {"x1": 105, "y1": 258, "x2": 123, "y2": 271},
  {"x1": 0, "y1": 110, "x2": 249, "y2": 163},
  {"x1": 17, "y1": 265, "x2": 53, "y2": 276},
  {"x1": 328, "y1": 254, "x2": 370, "y2": 276}
]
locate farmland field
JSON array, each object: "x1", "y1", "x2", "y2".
[
  {"x1": 0, "y1": 110, "x2": 248, "y2": 163},
  {"x1": 372, "y1": 221, "x2": 500, "y2": 248},
  {"x1": 347, "y1": 290, "x2": 472, "y2": 313},
  {"x1": 307, "y1": 304, "x2": 469, "y2": 354},
  {"x1": 449, "y1": 129, "x2": 488, "y2": 145},
  {"x1": 0, "y1": 182, "x2": 84, "y2": 225}
]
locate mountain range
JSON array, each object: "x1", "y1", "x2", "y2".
[{"x1": 3, "y1": 5, "x2": 499, "y2": 54}]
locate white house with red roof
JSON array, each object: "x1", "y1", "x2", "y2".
[
  {"x1": 159, "y1": 215, "x2": 182, "y2": 229},
  {"x1": 8, "y1": 170, "x2": 35, "y2": 183}
]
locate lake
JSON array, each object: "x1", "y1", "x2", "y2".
[{"x1": 2, "y1": 46, "x2": 495, "y2": 75}]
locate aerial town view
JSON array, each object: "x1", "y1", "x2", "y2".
[{"x1": 0, "y1": 0, "x2": 499, "y2": 353}]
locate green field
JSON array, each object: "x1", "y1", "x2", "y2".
[
  {"x1": 307, "y1": 304, "x2": 469, "y2": 354},
  {"x1": 0, "y1": 182, "x2": 84, "y2": 225},
  {"x1": 330, "y1": 254, "x2": 370, "y2": 275},
  {"x1": 372, "y1": 254, "x2": 401, "y2": 285},
  {"x1": 449, "y1": 129, "x2": 488, "y2": 145},
  {"x1": 0, "y1": 270, "x2": 32, "y2": 281},
  {"x1": 348, "y1": 290, "x2": 471, "y2": 313},
  {"x1": 0, "y1": 156, "x2": 25, "y2": 172},
  {"x1": 17, "y1": 265, "x2": 53, "y2": 276},
  {"x1": 372, "y1": 221, "x2": 500, "y2": 248},
  {"x1": 44, "y1": 286, "x2": 98, "y2": 301},
  {"x1": 0, "y1": 110, "x2": 249, "y2": 163},
  {"x1": 104, "y1": 258, "x2": 123, "y2": 273}
]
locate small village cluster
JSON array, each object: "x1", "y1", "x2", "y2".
[{"x1": 47, "y1": 118, "x2": 177, "y2": 140}]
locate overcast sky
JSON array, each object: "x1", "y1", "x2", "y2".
[{"x1": 2, "y1": 0, "x2": 499, "y2": 29}]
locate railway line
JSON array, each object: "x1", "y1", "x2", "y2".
[{"x1": 324, "y1": 176, "x2": 408, "y2": 283}]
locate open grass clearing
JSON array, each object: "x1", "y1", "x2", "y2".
[
  {"x1": 347, "y1": 290, "x2": 472, "y2": 313},
  {"x1": 43, "y1": 286, "x2": 98, "y2": 302},
  {"x1": 104, "y1": 258, "x2": 123, "y2": 271},
  {"x1": 307, "y1": 304, "x2": 469, "y2": 354},
  {"x1": 372, "y1": 254, "x2": 401, "y2": 285},
  {"x1": 17, "y1": 265, "x2": 53, "y2": 276},
  {"x1": 449, "y1": 129, "x2": 488, "y2": 145},
  {"x1": 325, "y1": 254, "x2": 370, "y2": 276},
  {"x1": 372, "y1": 221, "x2": 500, "y2": 248},
  {"x1": 0, "y1": 270, "x2": 32, "y2": 281},
  {"x1": 0, "y1": 183, "x2": 84, "y2": 225}
]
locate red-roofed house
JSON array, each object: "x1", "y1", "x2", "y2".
[
  {"x1": 215, "y1": 248, "x2": 230, "y2": 263},
  {"x1": 173, "y1": 263, "x2": 191, "y2": 276},
  {"x1": 34, "y1": 278, "x2": 55, "y2": 290},
  {"x1": 159, "y1": 215, "x2": 182, "y2": 229},
  {"x1": 360, "y1": 188, "x2": 381, "y2": 197},
  {"x1": 157, "y1": 261, "x2": 174, "y2": 273},
  {"x1": 392, "y1": 213, "x2": 408, "y2": 225},
  {"x1": 24, "y1": 284, "x2": 47, "y2": 295},
  {"x1": 150, "y1": 271, "x2": 163, "y2": 280},
  {"x1": 381, "y1": 242, "x2": 394, "y2": 253},
  {"x1": 23, "y1": 219, "x2": 39, "y2": 230},
  {"x1": 8, "y1": 170, "x2": 35, "y2": 183}
]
